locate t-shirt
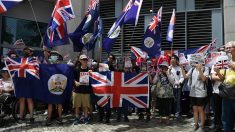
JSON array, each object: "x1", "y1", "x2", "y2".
[
  {"x1": 74, "y1": 67, "x2": 92, "y2": 94},
  {"x1": 170, "y1": 66, "x2": 184, "y2": 88},
  {"x1": 187, "y1": 67, "x2": 209, "y2": 98},
  {"x1": 211, "y1": 65, "x2": 221, "y2": 94},
  {"x1": 220, "y1": 69, "x2": 235, "y2": 87},
  {"x1": 0, "y1": 78, "x2": 14, "y2": 91}
]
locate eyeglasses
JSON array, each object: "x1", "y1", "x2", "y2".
[{"x1": 81, "y1": 59, "x2": 88, "y2": 61}]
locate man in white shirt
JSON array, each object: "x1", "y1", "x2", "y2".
[{"x1": 169, "y1": 55, "x2": 184, "y2": 120}]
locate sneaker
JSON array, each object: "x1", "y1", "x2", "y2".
[
  {"x1": 193, "y1": 124, "x2": 199, "y2": 131},
  {"x1": 29, "y1": 118, "x2": 35, "y2": 124},
  {"x1": 105, "y1": 119, "x2": 110, "y2": 124},
  {"x1": 17, "y1": 118, "x2": 25, "y2": 124},
  {"x1": 73, "y1": 118, "x2": 80, "y2": 125},
  {"x1": 146, "y1": 115, "x2": 150, "y2": 122},
  {"x1": 56, "y1": 118, "x2": 63, "y2": 125},
  {"x1": 45, "y1": 119, "x2": 52, "y2": 126},
  {"x1": 124, "y1": 117, "x2": 129, "y2": 122},
  {"x1": 43, "y1": 111, "x2": 48, "y2": 115},
  {"x1": 138, "y1": 114, "x2": 144, "y2": 120},
  {"x1": 116, "y1": 117, "x2": 121, "y2": 122},
  {"x1": 84, "y1": 117, "x2": 90, "y2": 124}
]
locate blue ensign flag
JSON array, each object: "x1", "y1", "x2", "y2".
[
  {"x1": 82, "y1": 0, "x2": 100, "y2": 32},
  {"x1": 103, "y1": 0, "x2": 143, "y2": 53},
  {"x1": 166, "y1": 9, "x2": 176, "y2": 44},
  {"x1": 44, "y1": 0, "x2": 75, "y2": 47},
  {"x1": 141, "y1": 7, "x2": 162, "y2": 58}
]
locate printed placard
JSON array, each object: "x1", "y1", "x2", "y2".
[
  {"x1": 205, "y1": 52, "x2": 222, "y2": 67},
  {"x1": 79, "y1": 72, "x2": 89, "y2": 85},
  {"x1": 124, "y1": 57, "x2": 132, "y2": 68},
  {"x1": 179, "y1": 53, "x2": 188, "y2": 65},
  {"x1": 187, "y1": 53, "x2": 205, "y2": 65}
]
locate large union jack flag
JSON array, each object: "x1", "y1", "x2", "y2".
[
  {"x1": 46, "y1": 0, "x2": 75, "y2": 44},
  {"x1": 5, "y1": 57, "x2": 40, "y2": 79},
  {"x1": 90, "y1": 72, "x2": 149, "y2": 108},
  {"x1": 0, "y1": 0, "x2": 23, "y2": 14}
]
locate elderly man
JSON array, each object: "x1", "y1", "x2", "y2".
[
  {"x1": 225, "y1": 41, "x2": 235, "y2": 70},
  {"x1": 214, "y1": 41, "x2": 235, "y2": 132}
]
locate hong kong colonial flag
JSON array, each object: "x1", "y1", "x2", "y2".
[
  {"x1": 141, "y1": 7, "x2": 162, "y2": 58},
  {"x1": 0, "y1": 0, "x2": 23, "y2": 14},
  {"x1": 5, "y1": 57, "x2": 74, "y2": 104},
  {"x1": 90, "y1": 72, "x2": 149, "y2": 108}
]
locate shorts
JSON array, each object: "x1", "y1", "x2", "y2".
[
  {"x1": 190, "y1": 97, "x2": 206, "y2": 106},
  {"x1": 73, "y1": 92, "x2": 90, "y2": 108}
]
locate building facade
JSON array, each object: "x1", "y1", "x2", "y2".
[{"x1": 0, "y1": 0, "x2": 235, "y2": 61}]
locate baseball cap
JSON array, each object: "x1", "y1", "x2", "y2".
[
  {"x1": 1, "y1": 67, "x2": 8, "y2": 72},
  {"x1": 159, "y1": 61, "x2": 169, "y2": 67},
  {"x1": 79, "y1": 54, "x2": 88, "y2": 60}
]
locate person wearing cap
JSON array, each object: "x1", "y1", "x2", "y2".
[
  {"x1": 73, "y1": 54, "x2": 92, "y2": 125},
  {"x1": 152, "y1": 59, "x2": 175, "y2": 124},
  {"x1": 180, "y1": 62, "x2": 209, "y2": 131}
]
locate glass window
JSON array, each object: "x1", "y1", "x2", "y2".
[{"x1": 1, "y1": 16, "x2": 48, "y2": 47}]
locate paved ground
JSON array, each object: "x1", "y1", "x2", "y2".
[{"x1": 0, "y1": 110, "x2": 213, "y2": 132}]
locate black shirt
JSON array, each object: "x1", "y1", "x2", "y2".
[{"x1": 73, "y1": 67, "x2": 92, "y2": 94}]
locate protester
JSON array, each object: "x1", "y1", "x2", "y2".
[
  {"x1": 73, "y1": 54, "x2": 92, "y2": 125},
  {"x1": 18, "y1": 47, "x2": 35, "y2": 123},
  {"x1": 210, "y1": 55, "x2": 228, "y2": 131},
  {"x1": 214, "y1": 41, "x2": 235, "y2": 132},
  {"x1": 169, "y1": 54, "x2": 184, "y2": 120},
  {"x1": 0, "y1": 67, "x2": 14, "y2": 102},
  {"x1": 152, "y1": 59, "x2": 175, "y2": 124},
  {"x1": 7, "y1": 50, "x2": 19, "y2": 59},
  {"x1": 43, "y1": 50, "x2": 64, "y2": 126},
  {"x1": 98, "y1": 54, "x2": 116, "y2": 123},
  {"x1": 180, "y1": 63, "x2": 209, "y2": 131}
]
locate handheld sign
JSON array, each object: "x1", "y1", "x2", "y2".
[
  {"x1": 79, "y1": 72, "x2": 89, "y2": 85},
  {"x1": 187, "y1": 53, "x2": 205, "y2": 65}
]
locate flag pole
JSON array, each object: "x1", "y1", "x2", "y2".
[
  {"x1": 171, "y1": 41, "x2": 174, "y2": 55},
  {"x1": 28, "y1": 0, "x2": 44, "y2": 48}
]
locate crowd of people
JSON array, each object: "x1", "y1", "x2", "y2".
[{"x1": 0, "y1": 41, "x2": 235, "y2": 132}]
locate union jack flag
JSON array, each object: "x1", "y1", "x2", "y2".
[
  {"x1": 0, "y1": 0, "x2": 23, "y2": 14},
  {"x1": 5, "y1": 57, "x2": 40, "y2": 79},
  {"x1": 90, "y1": 72, "x2": 149, "y2": 108},
  {"x1": 215, "y1": 59, "x2": 229, "y2": 69},
  {"x1": 149, "y1": 6, "x2": 162, "y2": 32},
  {"x1": 48, "y1": 0, "x2": 75, "y2": 43}
]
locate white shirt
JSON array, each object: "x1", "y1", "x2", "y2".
[
  {"x1": 211, "y1": 65, "x2": 221, "y2": 94},
  {"x1": 170, "y1": 66, "x2": 184, "y2": 88},
  {"x1": 187, "y1": 67, "x2": 209, "y2": 98},
  {"x1": 0, "y1": 78, "x2": 14, "y2": 91}
]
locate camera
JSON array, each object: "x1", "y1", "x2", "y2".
[{"x1": 176, "y1": 71, "x2": 180, "y2": 76}]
